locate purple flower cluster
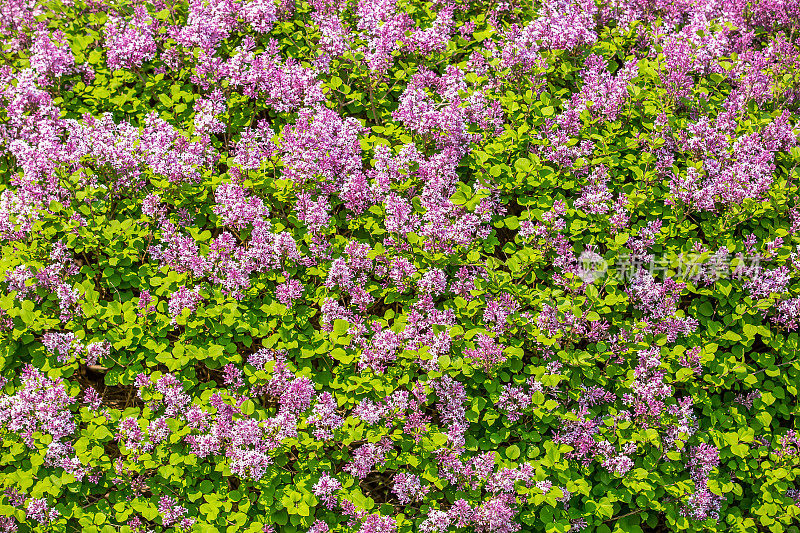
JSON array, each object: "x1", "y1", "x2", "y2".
[
  {"x1": 25, "y1": 498, "x2": 58, "y2": 524},
  {"x1": 104, "y1": 6, "x2": 157, "y2": 71},
  {"x1": 344, "y1": 438, "x2": 393, "y2": 479},
  {"x1": 463, "y1": 334, "x2": 506, "y2": 371},
  {"x1": 684, "y1": 444, "x2": 723, "y2": 520},
  {"x1": 167, "y1": 286, "x2": 204, "y2": 323},
  {"x1": 392, "y1": 472, "x2": 429, "y2": 504},
  {"x1": 158, "y1": 495, "x2": 195, "y2": 530},
  {"x1": 0, "y1": 365, "x2": 76, "y2": 445}
]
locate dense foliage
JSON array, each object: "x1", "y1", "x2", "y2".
[{"x1": 2, "y1": 0, "x2": 800, "y2": 532}]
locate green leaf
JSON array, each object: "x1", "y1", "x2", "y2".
[
  {"x1": 506, "y1": 444, "x2": 521, "y2": 460},
  {"x1": 731, "y1": 444, "x2": 750, "y2": 458},
  {"x1": 333, "y1": 319, "x2": 349, "y2": 336}
]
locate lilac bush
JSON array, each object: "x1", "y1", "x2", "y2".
[{"x1": 1, "y1": 0, "x2": 800, "y2": 532}]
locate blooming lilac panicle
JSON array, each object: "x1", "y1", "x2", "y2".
[
  {"x1": 313, "y1": 472, "x2": 342, "y2": 509},
  {"x1": 418, "y1": 268, "x2": 447, "y2": 295},
  {"x1": 280, "y1": 376, "x2": 314, "y2": 414},
  {"x1": 358, "y1": 514, "x2": 397, "y2": 533},
  {"x1": 308, "y1": 392, "x2": 343, "y2": 440},
  {"x1": 248, "y1": 347, "x2": 281, "y2": 371},
  {"x1": 42, "y1": 332, "x2": 83, "y2": 363},
  {"x1": 149, "y1": 417, "x2": 171, "y2": 443},
  {"x1": 29, "y1": 28, "x2": 75, "y2": 81},
  {"x1": 354, "y1": 0, "x2": 412, "y2": 74},
  {"x1": 688, "y1": 443, "x2": 720, "y2": 481},
  {"x1": 502, "y1": 0, "x2": 597, "y2": 64},
  {"x1": 185, "y1": 405, "x2": 209, "y2": 430},
  {"x1": 276, "y1": 278, "x2": 304, "y2": 306},
  {"x1": 134, "y1": 372, "x2": 150, "y2": 390},
  {"x1": 734, "y1": 390, "x2": 761, "y2": 408},
  {"x1": 392, "y1": 472, "x2": 429, "y2": 504},
  {"x1": 311, "y1": 10, "x2": 349, "y2": 70},
  {"x1": 483, "y1": 292, "x2": 519, "y2": 332},
  {"x1": 25, "y1": 498, "x2": 58, "y2": 524},
  {"x1": 162, "y1": 375, "x2": 192, "y2": 412},
  {"x1": 681, "y1": 346, "x2": 702, "y2": 374},
  {"x1": 180, "y1": 517, "x2": 197, "y2": 530},
  {"x1": 213, "y1": 182, "x2": 268, "y2": 229},
  {"x1": 344, "y1": 439, "x2": 393, "y2": 479},
  {"x1": 0, "y1": 365, "x2": 76, "y2": 445},
  {"x1": 553, "y1": 407, "x2": 602, "y2": 464},
  {"x1": 158, "y1": 496, "x2": 189, "y2": 528},
  {"x1": 683, "y1": 443, "x2": 723, "y2": 520},
  {"x1": 473, "y1": 496, "x2": 519, "y2": 533},
  {"x1": 223, "y1": 363, "x2": 245, "y2": 389},
  {"x1": 601, "y1": 451, "x2": 634, "y2": 476},
  {"x1": 174, "y1": 0, "x2": 238, "y2": 54},
  {"x1": 85, "y1": 341, "x2": 111, "y2": 366},
  {"x1": 5, "y1": 488, "x2": 24, "y2": 508},
  {"x1": 44, "y1": 441, "x2": 87, "y2": 481},
  {"x1": 168, "y1": 286, "x2": 204, "y2": 324},
  {"x1": 574, "y1": 165, "x2": 613, "y2": 215},
  {"x1": 83, "y1": 388, "x2": 103, "y2": 410},
  {"x1": 224, "y1": 38, "x2": 325, "y2": 111},
  {"x1": 193, "y1": 91, "x2": 227, "y2": 135},
  {"x1": 743, "y1": 266, "x2": 790, "y2": 300},
  {"x1": 5, "y1": 265, "x2": 36, "y2": 300},
  {"x1": 0, "y1": 516, "x2": 18, "y2": 532},
  {"x1": 572, "y1": 54, "x2": 638, "y2": 122},
  {"x1": 449, "y1": 499, "x2": 474, "y2": 527},
  {"x1": 280, "y1": 105, "x2": 367, "y2": 198},
  {"x1": 241, "y1": 0, "x2": 278, "y2": 33},
  {"x1": 139, "y1": 112, "x2": 218, "y2": 184},
  {"x1": 117, "y1": 416, "x2": 146, "y2": 454},
  {"x1": 570, "y1": 518, "x2": 588, "y2": 531},
  {"x1": 431, "y1": 375, "x2": 468, "y2": 445},
  {"x1": 463, "y1": 334, "x2": 506, "y2": 370},
  {"x1": 353, "y1": 397, "x2": 388, "y2": 425},
  {"x1": 420, "y1": 510, "x2": 452, "y2": 533},
  {"x1": 233, "y1": 120, "x2": 276, "y2": 170},
  {"x1": 226, "y1": 418, "x2": 275, "y2": 480},
  {"x1": 359, "y1": 327, "x2": 401, "y2": 373},
  {"x1": 685, "y1": 486, "x2": 723, "y2": 521},
  {"x1": 497, "y1": 384, "x2": 531, "y2": 422},
  {"x1": 104, "y1": 6, "x2": 156, "y2": 71},
  {"x1": 308, "y1": 520, "x2": 330, "y2": 533}
]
